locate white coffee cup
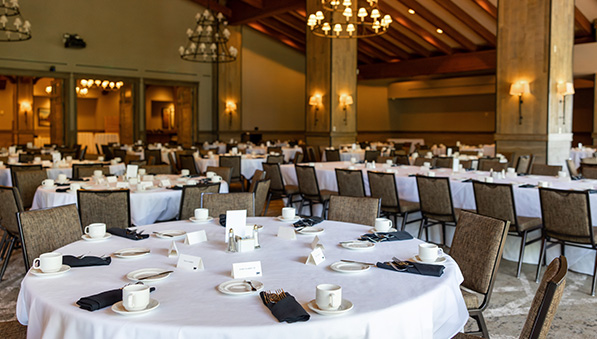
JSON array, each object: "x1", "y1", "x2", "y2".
[
  {"x1": 538, "y1": 181, "x2": 550, "y2": 188},
  {"x1": 282, "y1": 207, "x2": 296, "y2": 220},
  {"x1": 42, "y1": 179, "x2": 55, "y2": 188},
  {"x1": 84, "y1": 223, "x2": 106, "y2": 239},
  {"x1": 93, "y1": 170, "x2": 103, "y2": 178},
  {"x1": 386, "y1": 159, "x2": 393, "y2": 165},
  {"x1": 484, "y1": 176, "x2": 494, "y2": 183},
  {"x1": 308, "y1": 162, "x2": 315, "y2": 167},
  {"x1": 194, "y1": 208, "x2": 209, "y2": 220},
  {"x1": 98, "y1": 156, "x2": 105, "y2": 162},
  {"x1": 114, "y1": 157, "x2": 122, "y2": 163},
  {"x1": 347, "y1": 166, "x2": 356, "y2": 170},
  {"x1": 211, "y1": 175, "x2": 222, "y2": 183},
  {"x1": 350, "y1": 157, "x2": 357, "y2": 164},
  {"x1": 507, "y1": 167, "x2": 515, "y2": 173},
  {"x1": 419, "y1": 243, "x2": 444, "y2": 263},
  {"x1": 110, "y1": 159, "x2": 118, "y2": 165},
  {"x1": 122, "y1": 284, "x2": 150, "y2": 312},
  {"x1": 32, "y1": 252, "x2": 63, "y2": 273},
  {"x1": 316, "y1": 284, "x2": 342, "y2": 311},
  {"x1": 427, "y1": 171, "x2": 436, "y2": 177},
  {"x1": 181, "y1": 169, "x2": 190, "y2": 176},
  {"x1": 138, "y1": 168, "x2": 146, "y2": 176},
  {"x1": 558, "y1": 171, "x2": 567, "y2": 178},
  {"x1": 69, "y1": 183, "x2": 81, "y2": 192},
  {"x1": 206, "y1": 171, "x2": 215, "y2": 178},
  {"x1": 375, "y1": 218, "x2": 392, "y2": 232},
  {"x1": 34, "y1": 157, "x2": 41, "y2": 163},
  {"x1": 66, "y1": 156, "x2": 73, "y2": 162},
  {"x1": 57, "y1": 174, "x2": 68, "y2": 183}
]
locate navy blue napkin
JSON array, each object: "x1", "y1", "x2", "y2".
[
  {"x1": 63, "y1": 255, "x2": 111, "y2": 267},
  {"x1": 107, "y1": 228, "x2": 149, "y2": 240},
  {"x1": 461, "y1": 178, "x2": 474, "y2": 183},
  {"x1": 56, "y1": 188, "x2": 69, "y2": 193},
  {"x1": 519, "y1": 184, "x2": 536, "y2": 188},
  {"x1": 219, "y1": 214, "x2": 226, "y2": 226},
  {"x1": 360, "y1": 231, "x2": 413, "y2": 242},
  {"x1": 259, "y1": 292, "x2": 310, "y2": 323},
  {"x1": 77, "y1": 286, "x2": 155, "y2": 311},
  {"x1": 293, "y1": 216, "x2": 323, "y2": 228},
  {"x1": 167, "y1": 185, "x2": 183, "y2": 190},
  {"x1": 376, "y1": 261, "x2": 444, "y2": 277}
]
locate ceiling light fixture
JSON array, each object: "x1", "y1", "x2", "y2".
[
  {"x1": 408, "y1": 9, "x2": 415, "y2": 15},
  {"x1": 307, "y1": 0, "x2": 391, "y2": 39},
  {"x1": 436, "y1": 28, "x2": 443, "y2": 34},
  {"x1": 0, "y1": 0, "x2": 31, "y2": 42}
]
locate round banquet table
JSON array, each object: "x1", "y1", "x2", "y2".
[
  {"x1": 196, "y1": 155, "x2": 266, "y2": 179},
  {"x1": 0, "y1": 162, "x2": 125, "y2": 186},
  {"x1": 17, "y1": 218, "x2": 468, "y2": 339},
  {"x1": 30, "y1": 175, "x2": 229, "y2": 226},
  {"x1": 570, "y1": 147, "x2": 596, "y2": 168}
]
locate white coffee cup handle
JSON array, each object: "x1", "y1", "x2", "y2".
[
  {"x1": 329, "y1": 295, "x2": 334, "y2": 308},
  {"x1": 388, "y1": 220, "x2": 393, "y2": 227},
  {"x1": 42, "y1": 179, "x2": 50, "y2": 186},
  {"x1": 438, "y1": 248, "x2": 444, "y2": 257},
  {"x1": 32, "y1": 258, "x2": 41, "y2": 269},
  {"x1": 84, "y1": 226, "x2": 90, "y2": 234}
]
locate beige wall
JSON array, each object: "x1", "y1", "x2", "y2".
[
  {"x1": 145, "y1": 86, "x2": 175, "y2": 131},
  {"x1": 0, "y1": 81, "x2": 15, "y2": 131}
]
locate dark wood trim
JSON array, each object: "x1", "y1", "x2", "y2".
[
  {"x1": 471, "y1": 0, "x2": 497, "y2": 19},
  {"x1": 228, "y1": 0, "x2": 304, "y2": 25},
  {"x1": 385, "y1": 28, "x2": 431, "y2": 57},
  {"x1": 575, "y1": 6, "x2": 593, "y2": 37},
  {"x1": 363, "y1": 34, "x2": 411, "y2": 60},
  {"x1": 259, "y1": 18, "x2": 305, "y2": 46},
  {"x1": 237, "y1": 0, "x2": 263, "y2": 8},
  {"x1": 246, "y1": 22, "x2": 305, "y2": 52},
  {"x1": 432, "y1": 0, "x2": 496, "y2": 47},
  {"x1": 188, "y1": 0, "x2": 232, "y2": 17}
]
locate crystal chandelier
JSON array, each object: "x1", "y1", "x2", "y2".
[
  {"x1": 179, "y1": 6, "x2": 238, "y2": 63},
  {"x1": 0, "y1": 0, "x2": 31, "y2": 42},
  {"x1": 307, "y1": 0, "x2": 391, "y2": 39}
]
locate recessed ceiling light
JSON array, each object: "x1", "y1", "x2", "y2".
[
  {"x1": 408, "y1": 9, "x2": 415, "y2": 15},
  {"x1": 436, "y1": 28, "x2": 443, "y2": 34}
]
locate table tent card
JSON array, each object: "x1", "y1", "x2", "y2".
[
  {"x1": 126, "y1": 164, "x2": 138, "y2": 179},
  {"x1": 142, "y1": 175, "x2": 154, "y2": 182},
  {"x1": 305, "y1": 247, "x2": 325, "y2": 266},
  {"x1": 116, "y1": 182, "x2": 130, "y2": 189},
  {"x1": 225, "y1": 210, "x2": 247, "y2": 243},
  {"x1": 184, "y1": 230, "x2": 207, "y2": 245},
  {"x1": 106, "y1": 176, "x2": 118, "y2": 183},
  {"x1": 160, "y1": 179, "x2": 171, "y2": 187},
  {"x1": 311, "y1": 236, "x2": 324, "y2": 250},
  {"x1": 232, "y1": 261, "x2": 262, "y2": 279},
  {"x1": 177, "y1": 254, "x2": 204, "y2": 271},
  {"x1": 277, "y1": 226, "x2": 297, "y2": 240},
  {"x1": 238, "y1": 238, "x2": 255, "y2": 252},
  {"x1": 168, "y1": 240, "x2": 179, "y2": 257}
]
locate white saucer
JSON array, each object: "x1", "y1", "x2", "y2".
[
  {"x1": 112, "y1": 299, "x2": 159, "y2": 315},
  {"x1": 370, "y1": 228, "x2": 397, "y2": 233},
  {"x1": 217, "y1": 279, "x2": 264, "y2": 295},
  {"x1": 189, "y1": 216, "x2": 214, "y2": 224},
  {"x1": 297, "y1": 227, "x2": 324, "y2": 235},
  {"x1": 340, "y1": 241, "x2": 375, "y2": 250},
  {"x1": 126, "y1": 268, "x2": 172, "y2": 282},
  {"x1": 81, "y1": 233, "x2": 112, "y2": 241},
  {"x1": 40, "y1": 185, "x2": 57, "y2": 189},
  {"x1": 330, "y1": 261, "x2": 371, "y2": 273},
  {"x1": 307, "y1": 299, "x2": 353, "y2": 315},
  {"x1": 30, "y1": 264, "x2": 71, "y2": 276},
  {"x1": 114, "y1": 247, "x2": 150, "y2": 259},
  {"x1": 276, "y1": 216, "x2": 301, "y2": 222},
  {"x1": 55, "y1": 180, "x2": 69, "y2": 185},
  {"x1": 154, "y1": 230, "x2": 186, "y2": 239},
  {"x1": 412, "y1": 255, "x2": 446, "y2": 265}
]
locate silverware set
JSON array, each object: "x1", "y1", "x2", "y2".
[
  {"x1": 138, "y1": 270, "x2": 173, "y2": 281},
  {"x1": 244, "y1": 280, "x2": 257, "y2": 291},
  {"x1": 263, "y1": 289, "x2": 287, "y2": 303}
]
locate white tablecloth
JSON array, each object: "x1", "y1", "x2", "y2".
[
  {"x1": 243, "y1": 146, "x2": 303, "y2": 163},
  {"x1": 30, "y1": 175, "x2": 229, "y2": 226},
  {"x1": 17, "y1": 218, "x2": 467, "y2": 339},
  {"x1": 570, "y1": 147, "x2": 596, "y2": 168},
  {"x1": 0, "y1": 162, "x2": 126, "y2": 186},
  {"x1": 197, "y1": 155, "x2": 266, "y2": 179},
  {"x1": 387, "y1": 138, "x2": 425, "y2": 153}
]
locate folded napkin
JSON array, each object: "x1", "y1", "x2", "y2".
[
  {"x1": 360, "y1": 231, "x2": 413, "y2": 242},
  {"x1": 259, "y1": 292, "x2": 310, "y2": 323},
  {"x1": 519, "y1": 184, "x2": 536, "y2": 188},
  {"x1": 376, "y1": 261, "x2": 444, "y2": 277},
  {"x1": 293, "y1": 216, "x2": 323, "y2": 228},
  {"x1": 70, "y1": 178, "x2": 90, "y2": 182},
  {"x1": 107, "y1": 228, "x2": 149, "y2": 240},
  {"x1": 408, "y1": 174, "x2": 416, "y2": 177},
  {"x1": 56, "y1": 183, "x2": 70, "y2": 187},
  {"x1": 167, "y1": 185, "x2": 183, "y2": 190},
  {"x1": 77, "y1": 286, "x2": 155, "y2": 311},
  {"x1": 219, "y1": 214, "x2": 226, "y2": 226},
  {"x1": 56, "y1": 188, "x2": 69, "y2": 193},
  {"x1": 461, "y1": 178, "x2": 474, "y2": 183},
  {"x1": 63, "y1": 255, "x2": 111, "y2": 267}
]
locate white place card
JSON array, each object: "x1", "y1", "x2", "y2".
[
  {"x1": 142, "y1": 175, "x2": 154, "y2": 182},
  {"x1": 184, "y1": 230, "x2": 207, "y2": 245},
  {"x1": 168, "y1": 240, "x2": 179, "y2": 257},
  {"x1": 177, "y1": 254, "x2": 204, "y2": 271},
  {"x1": 51, "y1": 152, "x2": 61, "y2": 162},
  {"x1": 140, "y1": 181, "x2": 154, "y2": 189},
  {"x1": 106, "y1": 176, "x2": 118, "y2": 183},
  {"x1": 116, "y1": 182, "x2": 130, "y2": 189},
  {"x1": 128, "y1": 178, "x2": 138, "y2": 185},
  {"x1": 305, "y1": 247, "x2": 325, "y2": 266},
  {"x1": 232, "y1": 261, "x2": 262, "y2": 279},
  {"x1": 160, "y1": 179, "x2": 171, "y2": 187},
  {"x1": 126, "y1": 164, "x2": 138, "y2": 179},
  {"x1": 225, "y1": 210, "x2": 247, "y2": 243},
  {"x1": 238, "y1": 238, "x2": 255, "y2": 252},
  {"x1": 277, "y1": 226, "x2": 297, "y2": 240},
  {"x1": 311, "y1": 236, "x2": 324, "y2": 250}
]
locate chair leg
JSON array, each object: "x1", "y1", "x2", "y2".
[
  {"x1": 516, "y1": 232, "x2": 528, "y2": 278},
  {"x1": 0, "y1": 236, "x2": 16, "y2": 281},
  {"x1": 298, "y1": 199, "x2": 304, "y2": 216},
  {"x1": 264, "y1": 193, "x2": 272, "y2": 216},
  {"x1": 441, "y1": 222, "x2": 446, "y2": 245},
  {"x1": 309, "y1": 200, "x2": 314, "y2": 216},
  {"x1": 468, "y1": 310, "x2": 489, "y2": 338},
  {"x1": 0, "y1": 232, "x2": 8, "y2": 260},
  {"x1": 536, "y1": 237, "x2": 546, "y2": 283},
  {"x1": 592, "y1": 251, "x2": 597, "y2": 297},
  {"x1": 401, "y1": 212, "x2": 408, "y2": 231},
  {"x1": 417, "y1": 218, "x2": 426, "y2": 239}
]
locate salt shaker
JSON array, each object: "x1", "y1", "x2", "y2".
[
  {"x1": 253, "y1": 225, "x2": 260, "y2": 249},
  {"x1": 226, "y1": 228, "x2": 237, "y2": 253}
]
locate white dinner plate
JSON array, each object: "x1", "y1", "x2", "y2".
[
  {"x1": 217, "y1": 279, "x2": 264, "y2": 295},
  {"x1": 81, "y1": 233, "x2": 112, "y2": 241},
  {"x1": 113, "y1": 247, "x2": 151, "y2": 259},
  {"x1": 411, "y1": 255, "x2": 446, "y2": 265},
  {"x1": 153, "y1": 230, "x2": 186, "y2": 239},
  {"x1": 276, "y1": 216, "x2": 301, "y2": 222},
  {"x1": 297, "y1": 227, "x2": 324, "y2": 235},
  {"x1": 112, "y1": 299, "x2": 160, "y2": 315},
  {"x1": 340, "y1": 241, "x2": 375, "y2": 250},
  {"x1": 189, "y1": 216, "x2": 214, "y2": 224},
  {"x1": 330, "y1": 261, "x2": 371, "y2": 273},
  {"x1": 307, "y1": 299, "x2": 353, "y2": 315},
  {"x1": 30, "y1": 265, "x2": 71, "y2": 277},
  {"x1": 126, "y1": 268, "x2": 172, "y2": 282}
]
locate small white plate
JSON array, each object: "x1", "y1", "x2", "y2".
[
  {"x1": 370, "y1": 228, "x2": 397, "y2": 233},
  {"x1": 112, "y1": 299, "x2": 159, "y2": 315},
  {"x1": 412, "y1": 255, "x2": 446, "y2": 265},
  {"x1": 330, "y1": 261, "x2": 371, "y2": 273},
  {"x1": 340, "y1": 241, "x2": 375, "y2": 250},
  {"x1": 154, "y1": 230, "x2": 186, "y2": 239},
  {"x1": 126, "y1": 268, "x2": 172, "y2": 282},
  {"x1": 114, "y1": 247, "x2": 151, "y2": 259},
  {"x1": 30, "y1": 264, "x2": 71, "y2": 276},
  {"x1": 189, "y1": 216, "x2": 214, "y2": 224},
  {"x1": 276, "y1": 216, "x2": 301, "y2": 222},
  {"x1": 81, "y1": 233, "x2": 112, "y2": 241},
  {"x1": 297, "y1": 227, "x2": 324, "y2": 235},
  {"x1": 307, "y1": 299, "x2": 353, "y2": 315},
  {"x1": 217, "y1": 279, "x2": 264, "y2": 295}
]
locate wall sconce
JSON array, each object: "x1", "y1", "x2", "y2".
[
  {"x1": 20, "y1": 101, "x2": 32, "y2": 125},
  {"x1": 557, "y1": 82, "x2": 574, "y2": 125},
  {"x1": 225, "y1": 100, "x2": 237, "y2": 127},
  {"x1": 45, "y1": 86, "x2": 52, "y2": 94},
  {"x1": 309, "y1": 94, "x2": 322, "y2": 125},
  {"x1": 509, "y1": 81, "x2": 530, "y2": 125},
  {"x1": 339, "y1": 94, "x2": 353, "y2": 125}
]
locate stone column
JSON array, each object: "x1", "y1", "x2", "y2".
[{"x1": 217, "y1": 26, "x2": 242, "y2": 142}]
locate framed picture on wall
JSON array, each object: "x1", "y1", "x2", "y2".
[
  {"x1": 161, "y1": 106, "x2": 175, "y2": 129},
  {"x1": 38, "y1": 107, "x2": 50, "y2": 127}
]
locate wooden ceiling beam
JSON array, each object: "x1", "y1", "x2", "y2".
[
  {"x1": 378, "y1": 1, "x2": 453, "y2": 55},
  {"x1": 358, "y1": 39, "x2": 401, "y2": 63},
  {"x1": 259, "y1": 18, "x2": 304, "y2": 45},
  {"x1": 239, "y1": 0, "x2": 263, "y2": 8},
  {"x1": 575, "y1": 6, "x2": 593, "y2": 36},
  {"x1": 228, "y1": 0, "x2": 304, "y2": 25},
  {"x1": 385, "y1": 27, "x2": 431, "y2": 57},
  {"x1": 364, "y1": 35, "x2": 411, "y2": 60},
  {"x1": 358, "y1": 49, "x2": 496, "y2": 80},
  {"x1": 432, "y1": 0, "x2": 496, "y2": 47},
  {"x1": 358, "y1": 51, "x2": 376, "y2": 65},
  {"x1": 471, "y1": 0, "x2": 497, "y2": 19},
  {"x1": 246, "y1": 22, "x2": 305, "y2": 52},
  {"x1": 398, "y1": 0, "x2": 477, "y2": 52},
  {"x1": 187, "y1": 0, "x2": 232, "y2": 17},
  {"x1": 273, "y1": 13, "x2": 306, "y2": 34}
]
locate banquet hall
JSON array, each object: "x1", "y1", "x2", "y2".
[{"x1": 1, "y1": 0, "x2": 597, "y2": 338}]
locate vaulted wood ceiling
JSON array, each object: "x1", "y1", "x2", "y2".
[{"x1": 189, "y1": 0, "x2": 596, "y2": 80}]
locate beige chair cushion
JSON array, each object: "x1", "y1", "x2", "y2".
[
  {"x1": 399, "y1": 200, "x2": 420, "y2": 213},
  {"x1": 285, "y1": 185, "x2": 299, "y2": 195},
  {"x1": 514, "y1": 216, "x2": 542, "y2": 232},
  {"x1": 461, "y1": 288, "x2": 480, "y2": 309}
]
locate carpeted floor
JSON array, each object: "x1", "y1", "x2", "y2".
[{"x1": 1, "y1": 200, "x2": 595, "y2": 337}]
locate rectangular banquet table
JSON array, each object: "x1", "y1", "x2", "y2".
[{"x1": 17, "y1": 218, "x2": 468, "y2": 339}]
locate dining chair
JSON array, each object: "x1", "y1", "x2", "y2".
[
  {"x1": 459, "y1": 159, "x2": 473, "y2": 170},
  {"x1": 0, "y1": 186, "x2": 25, "y2": 280},
  {"x1": 0, "y1": 319, "x2": 27, "y2": 338},
  {"x1": 253, "y1": 179, "x2": 271, "y2": 216},
  {"x1": 364, "y1": 150, "x2": 380, "y2": 162},
  {"x1": 565, "y1": 159, "x2": 580, "y2": 177},
  {"x1": 220, "y1": 155, "x2": 245, "y2": 191},
  {"x1": 78, "y1": 146, "x2": 88, "y2": 161},
  {"x1": 9, "y1": 164, "x2": 42, "y2": 187},
  {"x1": 581, "y1": 156, "x2": 597, "y2": 165},
  {"x1": 478, "y1": 158, "x2": 508, "y2": 171},
  {"x1": 450, "y1": 210, "x2": 510, "y2": 338},
  {"x1": 581, "y1": 163, "x2": 597, "y2": 179},
  {"x1": 13, "y1": 169, "x2": 47, "y2": 210},
  {"x1": 201, "y1": 192, "x2": 254, "y2": 218},
  {"x1": 306, "y1": 146, "x2": 318, "y2": 162},
  {"x1": 141, "y1": 164, "x2": 172, "y2": 175},
  {"x1": 434, "y1": 157, "x2": 453, "y2": 168},
  {"x1": 324, "y1": 149, "x2": 341, "y2": 162},
  {"x1": 266, "y1": 154, "x2": 284, "y2": 164},
  {"x1": 178, "y1": 183, "x2": 221, "y2": 220},
  {"x1": 266, "y1": 146, "x2": 282, "y2": 154},
  {"x1": 167, "y1": 152, "x2": 179, "y2": 174},
  {"x1": 262, "y1": 163, "x2": 300, "y2": 215},
  {"x1": 129, "y1": 159, "x2": 147, "y2": 167},
  {"x1": 395, "y1": 154, "x2": 410, "y2": 165},
  {"x1": 178, "y1": 154, "x2": 200, "y2": 175},
  {"x1": 375, "y1": 155, "x2": 397, "y2": 164},
  {"x1": 113, "y1": 149, "x2": 128, "y2": 162},
  {"x1": 327, "y1": 195, "x2": 380, "y2": 227},
  {"x1": 413, "y1": 157, "x2": 435, "y2": 167},
  {"x1": 100, "y1": 145, "x2": 114, "y2": 160},
  {"x1": 144, "y1": 149, "x2": 163, "y2": 165},
  {"x1": 472, "y1": 181, "x2": 543, "y2": 278},
  {"x1": 77, "y1": 189, "x2": 132, "y2": 229},
  {"x1": 17, "y1": 204, "x2": 82, "y2": 270},
  {"x1": 18, "y1": 153, "x2": 34, "y2": 163},
  {"x1": 537, "y1": 188, "x2": 597, "y2": 295},
  {"x1": 529, "y1": 164, "x2": 562, "y2": 176},
  {"x1": 453, "y1": 256, "x2": 567, "y2": 339},
  {"x1": 334, "y1": 168, "x2": 366, "y2": 197},
  {"x1": 292, "y1": 152, "x2": 304, "y2": 164},
  {"x1": 206, "y1": 166, "x2": 232, "y2": 184},
  {"x1": 368, "y1": 171, "x2": 421, "y2": 231},
  {"x1": 248, "y1": 169, "x2": 266, "y2": 193},
  {"x1": 415, "y1": 175, "x2": 459, "y2": 245},
  {"x1": 295, "y1": 164, "x2": 336, "y2": 218},
  {"x1": 515, "y1": 155, "x2": 534, "y2": 174}
]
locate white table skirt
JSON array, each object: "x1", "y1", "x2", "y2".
[
  {"x1": 30, "y1": 175, "x2": 229, "y2": 226},
  {"x1": 17, "y1": 218, "x2": 467, "y2": 339},
  {"x1": 280, "y1": 163, "x2": 597, "y2": 275},
  {"x1": 197, "y1": 155, "x2": 266, "y2": 179},
  {"x1": 0, "y1": 163, "x2": 125, "y2": 186}
]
